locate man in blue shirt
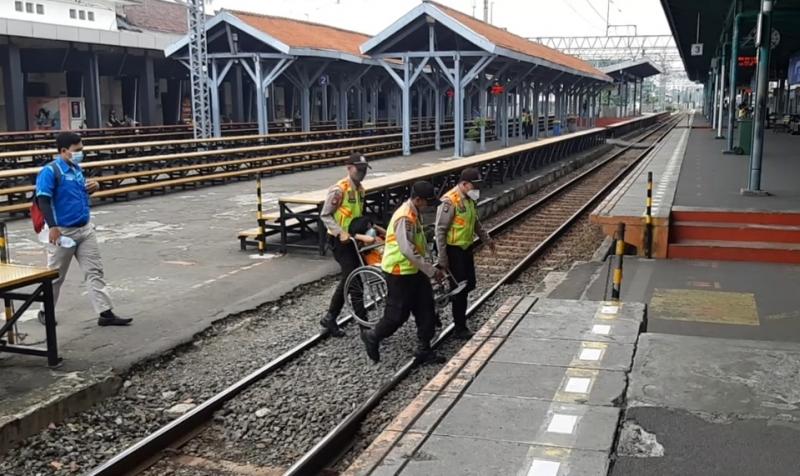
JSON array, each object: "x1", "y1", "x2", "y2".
[{"x1": 35, "y1": 132, "x2": 132, "y2": 327}]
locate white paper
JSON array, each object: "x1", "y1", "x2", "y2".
[
  {"x1": 578, "y1": 348, "x2": 603, "y2": 361},
  {"x1": 591, "y1": 324, "x2": 611, "y2": 335},
  {"x1": 527, "y1": 459, "x2": 561, "y2": 476}
]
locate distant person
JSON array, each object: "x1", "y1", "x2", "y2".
[
  {"x1": 34, "y1": 132, "x2": 132, "y2": 327},
  {"x1": 107, "y1": 109, "x2": 123, "y2": 127},
  {"x1": 521, "y1": 109, "x2": 530, "y2": 139}
]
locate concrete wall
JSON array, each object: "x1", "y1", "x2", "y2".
[{"x1": 1, "y1": 0, "x2": 118, "y2": 31}]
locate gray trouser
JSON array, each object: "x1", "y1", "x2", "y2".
[{"x1": 42, "y1": 222, "x2": 113, "y2": 315}]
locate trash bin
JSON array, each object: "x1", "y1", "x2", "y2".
[
  {"x1": 736, "y1": 118, "x2": 752, "y2": 155},
  {"x1": 553, "y1": 121, "x2": 562, "y2": 136},
  {"x1": 566, "y1": 116, "x2": 578, "y2": 133}
]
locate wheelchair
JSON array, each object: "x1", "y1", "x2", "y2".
[{"x1": 342, "y1": 236, "x2": 467, "y2": 328}]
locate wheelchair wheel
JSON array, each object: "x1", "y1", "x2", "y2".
[{"x1": 344, "y1": 266, "x2": 388, "y2": 328}]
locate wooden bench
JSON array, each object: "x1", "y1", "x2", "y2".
[
  {"x1": 0, "y1": 128, "x2": 462, "y2": 215},
  {"x1": 237, "y1": 205, "x2": 318, "y2": 251}
]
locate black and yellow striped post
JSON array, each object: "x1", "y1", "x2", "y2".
[
  {"x1": 611, "y1": 222, "x2": 625, "y2": 301},
  {"x1": 0, "y1": 222, "x2": 16, "y2": 344},
  {"x1": 644, "y1": 171, "x2": 653, "y2": 259},
  {"x1": 256, "y1": 173, "x2": 266, "y2": 256}
]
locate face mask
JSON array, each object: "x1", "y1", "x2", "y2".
[
  {"x1": 366, "y1": 228, "x2": 377, "y2": 238},
  {"x1": 467, "y1": 189, "x2": 480, "y2": 201},
  {"x1": 71, "y1": 151, "x2": 85, "y2": 164},
  {"x1": 352, "y1": 169, "x2": 366, "y2": 182}
]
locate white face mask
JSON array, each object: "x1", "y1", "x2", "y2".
[{"x1": 466, "y1": 189, "x2": 480, "y2": 201}]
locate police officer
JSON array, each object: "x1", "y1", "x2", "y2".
[
  {"x1": 435, "y1": 167, "x2": 495, "y2": 339},
  {"x1": 319, "y1": 153, "x2": 380, "y2": 336},
  {"x1": 360, "y1": 181, "x2": 445, "y2": 364}
]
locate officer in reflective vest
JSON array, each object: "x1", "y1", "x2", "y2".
[
  {"x1": 435, "y1": 167, "x2": 496, "y2": 338},
  {"x1": 319, "y1": 153, "x2": 379, "y2": 336},
  {"x1": 360, "y1": 181, "x2": 446, "y2": 364}
]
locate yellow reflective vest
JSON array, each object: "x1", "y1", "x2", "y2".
[
  {"x1": 381, "y1": 202, "x2": 427, "y2": 275},
  {"x1": 329, "y1": 177, "x2": 364, "y2": 236},
  {"x1": 443, "y1": 186, "x2": 477, "y2": 249}
]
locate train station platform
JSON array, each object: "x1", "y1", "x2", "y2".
[
  {"x1": 0, "y1": 129, "x2": 615, "y2": 452},
  {"x1": 592, "y1": 112, "x2": 800, "y2": 263},
  {"x1": 347, "y1": 297, "x2": 646, "y2": 475}
]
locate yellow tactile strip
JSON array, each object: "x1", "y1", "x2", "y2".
[
  {"x1": 342, "y1": 295, "x2": 537, "y2": 476},
  {"x1": 649, "y1": 288, "x2": 760, "y2": 326}
]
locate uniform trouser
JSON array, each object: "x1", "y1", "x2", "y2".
[
  {"x1": 374, "y1": 272, "x2": 435, "y2": 343},
  {"x1": 327, "y1": 237, "x2": 366, "y2": 319},
  {"x1": 42, "y1": 222, "x2": 113, "y2": 314},
  {"x1": 446, "y1": 245, "x2": 477, "y2": 328}
]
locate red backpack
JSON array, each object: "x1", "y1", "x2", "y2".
[{"x1": 31, "y1": 162, "x2": 62, "y2": 233}]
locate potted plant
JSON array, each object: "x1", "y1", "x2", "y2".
[{"x1": 464, "y1": 125, "x2": 480, "y2": 156}]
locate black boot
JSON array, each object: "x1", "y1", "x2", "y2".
[
  {"x1": 453, "y1": 325, "x2": 474, "y2": 340},
  {"x1": 319, "y1": 312, "x2": 345, "y2": 337},
  {"x1": 98, "y1": 310, "x2": 132, "y2": 326},
  {"x1": 360, "y1": 329, "x2": 380, "y2": 363},
  {"x1": 414, "y1": 340, "x2": 446, "y2": 365}
]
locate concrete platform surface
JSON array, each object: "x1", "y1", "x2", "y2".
[
  {"x1": 613, "y1": 333, "x2": 800, "y2": 476},
  {"x1": 675, "y1": 119, "x2": 800, "y2": 211},
  {"x1": 556, "y1": 256, "x2": 800, "y2": 342},
  {"x1": 363, "y1": 297, "x2": 646, "y2": 476}
]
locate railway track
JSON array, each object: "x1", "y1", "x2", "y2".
[{"x1": 85, "y1": 115, "x2": 680, "y2": 476}]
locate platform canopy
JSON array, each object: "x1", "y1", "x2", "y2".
[
  {"x1": 361, "y1": 0, "x2": 612, "y2": 156},
  {"x1": 165, "y1": 10, "x2": 381, "y2": 135},
  {"x1": 661, "y1": 0, "x2": 800, "y2": 82},
  {"x1": 601, "y1": 58, "x2": 663, "y2": 81}
]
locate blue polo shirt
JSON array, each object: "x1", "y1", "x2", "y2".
[{"x1": 35, "y1": 157, "x2": 91, "y2": 228}]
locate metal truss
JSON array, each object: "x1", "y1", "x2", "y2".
[{"x1": 186, "y1": 0, "x2": 212, "y2": 139}]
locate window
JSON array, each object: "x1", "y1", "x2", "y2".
[
  {"x1": 88, "y1": 11, "x2": 94, "y2": 21},
  {"x1": 14, "y1": 1, "x2": 23, "y2": 12},
  {"x1": 25, "y1": 2, "x2": 33, "y2": 13},
  {"x1": 78, "y1": 10, "x2": 85, "y2": 20},
  {"x1": 69, "y1": 8, "x2": 76, "y2": 18},
  {"x1": 36, "y1": 4, "x2": 44, "y2": 14}
]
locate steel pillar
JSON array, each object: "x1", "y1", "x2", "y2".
[
  {"x1": 231, "y1": 66, "x2": 245, "y2": 122},
  {"x1": 746, "y1": 0, "x2": 772, "y2": 194},
  {"x1": 1, "y1": 44, "x2": 25, "y2": 131},
  {"x1": 716, "y1": 46, "x2": 727, "y2": 139},
  {"x1": 84, "y1": 50, "x2": 102, "y2": 129},
  {"x1": 187, "y1": 0, "x2": 212, "y2": 138},
  {"x1": 139, "y1": 53, "x2": 157, "y2": 127}
]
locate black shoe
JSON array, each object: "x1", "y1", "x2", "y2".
[
  {"x1": 319, "y1": 312, "x2": 345, "y2": 337},
  {"x1": 98, "y1": 310, "x2": 132, "y2": 327},
  {"x1": 360, "y1": 329, "x2": 380, "y2": 363},
  {"x1": 38, "y1": 311, "x2": 57, "y2": 326},
  {"x1": 453, "y1": 325, "x2": 474, "y2": 340},
  {"x1": 414, "y1": 349, "x2": 446, "y2": 365}
]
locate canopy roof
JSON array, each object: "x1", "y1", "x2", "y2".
[
  {"x1": 165, "y1": 10, "x2": 371, "y2": 64},
  {"x1": 601, "y1": 58, "x2": 663, "y2": 80},
  {"x1": 361, "y1": 0, "x2": 612, "y2": 83},
  {"x1": 661, "y1": 0, "x2": 800, "y2": 82}
]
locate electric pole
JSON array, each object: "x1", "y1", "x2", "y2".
[{"x1": 186, "y1": 0, "x2": 212, "y2": 139}]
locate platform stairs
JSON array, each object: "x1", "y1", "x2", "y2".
[{"x1": 667, "y1": 207, "x2": 800, "y2": 264}]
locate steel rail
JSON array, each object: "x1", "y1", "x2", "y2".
[
  {"x1": 283, "y1": 115, "x2": 681, "y2": 475},
  {"x1": 86, "y1": 115, "x2": 678, "y2": 476}
]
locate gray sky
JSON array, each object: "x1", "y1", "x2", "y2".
[{"x1": 211, "y1": 0, "x2": 671, "y2": 38}]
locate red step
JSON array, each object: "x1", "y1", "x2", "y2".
[
  {"x1": 668, "y1": 208, "x2": 800, "y2": 264},
  {"x1": 668, "y1": 240, "x2": 800, "y2": 264},
  {"x1": 671, "y1": 209, "x2": 800, "y2": 226},
  {"x1": 671, "y1": 221, "x2": 800, "y2": 244}
]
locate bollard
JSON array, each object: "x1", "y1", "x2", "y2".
[
  {"x1": 0, "y1": 222, "x2": 16, "y2": 344},
  {"x1": 611, "y1": 223, "x2": 625, "y2": 301},
  {"x1": 644, "y1": 171, "x2": 653, "y2": 259},
  {"x1": 256, "y1": 173, "x2": 266, "y2": 256}
]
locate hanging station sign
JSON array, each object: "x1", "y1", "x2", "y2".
[
  {"x1": 738, "y1": 56, "x2": 757, "y2": 68},
  {"x1": 490, "y1": 83, "x2": 505, "y2": 95}
]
